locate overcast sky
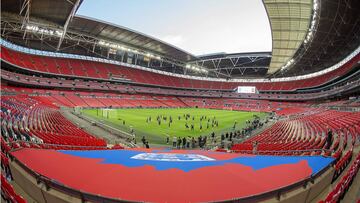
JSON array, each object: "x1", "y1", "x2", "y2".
[{"x1": 77, "y1": 0, "x2": 272, "y2": 56}]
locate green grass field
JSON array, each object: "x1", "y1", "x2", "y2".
[{"x1": 81, "y1": 108, "x2": 267, "y2": 144}]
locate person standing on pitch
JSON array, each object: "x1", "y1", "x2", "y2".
[
  {"x1": 141, "y1": 136, "x2": 146, "y2": 144},
  {"x1": 177, "y1": 137, "x2": 182, "y2": 149},
  {"x1": 191, "y1": 137, "x2": 196, "y2": 148},
  {"x1": 182, "y1": 137, "x2": 186, "y2": 148},
  {"x1": 172, "y1": 136, "x2": 177, "y2": 147}
]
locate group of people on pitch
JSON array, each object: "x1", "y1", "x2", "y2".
[{"x1": 169, "y1": 135, "x2": 208, "y2": 149}]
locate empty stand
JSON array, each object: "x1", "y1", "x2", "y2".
[
  {"x1": 2, "y1": 46, "x2": 359, "y2": 91},
  {"x1": 1, "y1": 95, "x2": 106, "y2": 148},
  {"x1": 231, "y1": 110, "x2": 360, "y2": 156}
]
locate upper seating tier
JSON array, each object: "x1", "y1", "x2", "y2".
[{"x1": 2, "y1": 46, "x2": 359, "y2": 91}]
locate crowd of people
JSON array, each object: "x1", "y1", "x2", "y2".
[
  {"x1": 146, "y1": 114, "x2": 220, "y2": 131},
  {"x1": 240, "y1": 116, "x2": 264, "y2": 136},
  {"x1": 138, "y1": 114, "x2": 266, "y2": 149},
  {"x1": 169, "y1": 135, "x2": 209, "y2": 149}
]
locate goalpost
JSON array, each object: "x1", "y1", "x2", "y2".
[{"x1": 101, "y1": 108, "x2": 112, "y2": 119}]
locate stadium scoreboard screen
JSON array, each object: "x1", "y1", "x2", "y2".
[{"x1": 235, "y1": 86, "x2": 258, "y2": 94}]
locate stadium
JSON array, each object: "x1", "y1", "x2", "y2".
[{"x1": 1, "y1": 0, "x2": 360, "y2": 202}]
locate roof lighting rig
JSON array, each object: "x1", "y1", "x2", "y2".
[
  {"x1": 98, "y1": 40, "x2": 209, "y2": 74},
  {"x1": 185, "y1": 64, "x2": 208, "y2": 73},
  {"x1": 98, "y1": 40, "x2": 161, "y2": 60},
  {"x1": 26, "y1": 24, "x2": 63, "y2": 36}
]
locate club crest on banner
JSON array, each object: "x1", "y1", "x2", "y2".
[{"x1": 131, "y1": 153, "x2": 216, "y2": 162}]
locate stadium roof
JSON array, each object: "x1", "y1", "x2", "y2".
[
  {"x1": 2, "y1": 0, "x2": 83, "y2": 26},
  {"x1": 69, "y1": 15, "x2": 197, "y2": 62},
  {"x1": 263, "y1": 0, "x2": 312, "y2": 74},
  {"x1": 2, "y1": 0, "x2": 196, "y2": 62},
  {"x1": 279, "y1": 0, "x2": 360, "y2": 77},
  {"x1": 265, "y1": 0, "x2": 360, "y2": 77}
]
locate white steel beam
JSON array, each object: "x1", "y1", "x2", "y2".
[{"x1": 57, "y1": 0, "x2": 81, "y2": 50}]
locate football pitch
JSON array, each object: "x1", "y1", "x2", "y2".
[{"x1": 81, "y1": 108, "x2": 267, "y2": 144}]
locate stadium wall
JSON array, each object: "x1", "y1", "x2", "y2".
[{"x1": 9, "y1": 160, "x2": 79, "y2": 203}]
